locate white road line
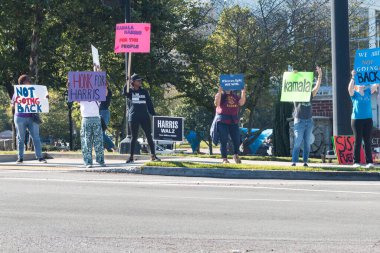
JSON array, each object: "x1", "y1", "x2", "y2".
[{"x1": 0, "y1": 176, "x2": 380, "y2": 195}]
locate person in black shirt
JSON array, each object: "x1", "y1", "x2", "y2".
[
  {"x1": 123, "y1": 73, "x2": 160, "y2": 163},
  {"x1": 99, "y1": 82, "x2": 116, "y2": 152}
]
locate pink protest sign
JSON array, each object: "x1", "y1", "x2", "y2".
[{"x1": 114, "y1": 23, "x2": 151, "y2": 53}]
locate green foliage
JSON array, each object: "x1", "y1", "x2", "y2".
[
  {"x1": 0, "y1": 88, "x2": 12, "y2": 131},
  {"x1": 171, "y1": 99, "x2": 214, "y2": 142},
  {"x1": 144, "y1": 161, "x2": 374, "y2": 172}
]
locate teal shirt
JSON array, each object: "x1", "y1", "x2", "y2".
[{"x1": 351, "y1": 89, "x2": 372, "y2": 119}]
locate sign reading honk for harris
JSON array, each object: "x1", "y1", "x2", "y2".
[{"x1": 281, "y1": 72, "x2": 313, "y2": 102}]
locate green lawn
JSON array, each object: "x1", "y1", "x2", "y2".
[
  {"x1": 168, "y1": 153, "x2": 328, "y2": 164},
  {"x1": 144, "y1": 161, "x2": 380, "y2": 172}
]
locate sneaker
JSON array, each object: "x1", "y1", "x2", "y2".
[
  {"x1": 86, "y1": 164, "x2": 93, "y2": 168},
  {"x1": 291, "y1": 163, "x2": 296, "y2": 166},
  {"x1": 151, "y1": 155, "x2": 161, "y2": 162},
  {"x1": 352, "y1": 163, "x2": 361, "y2": 168},
  {"x1": 303, "y1": 163, "x2": 308, "y2": 167},
  {"x1": 126, "y1": 157, "x2": 134, "y2": 163},
  {"x1": 38, "y1": 158, "x2": 47, "y2": 163},
  {"x1": 106, "y1": 148, "x2": 113, "y2": 152},
  {"x1": 233, "y1": 155, "x2": 242, "y2": 164},
  {"x1": 365, "y1": 163, "x2": 375, "y2": 169},
  {"x1": 16, "y1": 159, "x2": 23, "y2": 164}
]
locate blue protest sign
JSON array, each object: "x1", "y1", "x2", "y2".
[
  {"x1": 220, "y1": 74, "x2": 244, "y2": 90},
  {"x1": 354, "y1": 48, "x2": 380, "y2": 85}
]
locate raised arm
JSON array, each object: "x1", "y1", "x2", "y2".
[
  {"x1": 123, "y1": 83, "x2": 132, "y2": 98},
  {"x1": 348, "y1": 70, "x2": 355, "y2": 97},
  {"x1": 312, "y1": 66, "x2": 322, "y2": 97},
  {"x1": 214, "y1": 86, "x2": 223, "y2": 107},
  {"x1": 239, "y1": 88, "x2": 246, "y2": 106}
]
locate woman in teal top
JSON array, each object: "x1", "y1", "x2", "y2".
[{"x1": 348, "y1": 70, "x2": 379, "y2": 168}]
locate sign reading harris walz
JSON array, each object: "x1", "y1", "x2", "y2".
[
  {"x1": 153, "y1": 116, "x2": 184, "y2": 142},
  {"x1": 68, "y1": 71, "x2": 107, "y2": 102},
  {"x1": 354, "y1": 47, "x2": 380, "y2": 85},
  {"x1": 220, "y1": 74, "x2": 244, "y2": 90},
  {"x1": 281, "y1": 72, "x2": 313, "y2": 102}
]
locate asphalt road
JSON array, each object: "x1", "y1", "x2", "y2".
[{"x1": 0, "y1": 169, "x2": 380, "y2": 252}]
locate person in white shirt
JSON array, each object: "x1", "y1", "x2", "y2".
[{"x1": 79, "y1": 101, "x2": 105, "y2": 168}]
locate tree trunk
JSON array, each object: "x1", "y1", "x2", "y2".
[
  {"x1": 273, "y1": 101, "x2": 293, "y2": 156},
  {"x1": 29, "y1": 2, "x2": 44, "y2": 82}
]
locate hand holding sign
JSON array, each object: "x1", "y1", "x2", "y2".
[
  {"x1": 68, "y1": 71, "x2": 107, "y2": 102},
  {"x1": 114, "y1": 23, "x2": 151, "y2": 53},
  {"x1": 281, "y1": 72, "x2": 313, "y2": 102},
  {"x1": 220, "y1": 74, "x2": 245, "y2": 91},
  {"x1": 14, "y1": 85, "x2": 49, "y2": 113},
  {"x1": 371, "y1": 84, "x2": 379, "y2": 94},
  {"x1": 354, "y1": 48, "x2": 380, "y2": 85}
]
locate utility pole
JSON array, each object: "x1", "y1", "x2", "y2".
[{"x1": 331, "y1": 0, "x2": 352, "y2": 136}]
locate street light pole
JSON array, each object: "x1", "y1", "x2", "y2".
[
  {"x1": 119, "y1": 0, "x2": 132, "y2": 153},
  {"x1": 331, "y1": 0, "x2": 352, "y2": 136}
]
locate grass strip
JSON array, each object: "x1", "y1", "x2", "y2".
[
  {"x1": 167, "y1": 154, "x2": 328, "y2": 164},
  {"x1": 144, "y1": 161, "x2": 380, "y2": 173}
]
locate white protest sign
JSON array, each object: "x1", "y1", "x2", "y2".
[
  {"x1": 14, "y1": 85, "x2": 49, "y2": 113},
  {"x1": 91, "y1": 44, "x2": 100, "y2": 70}
]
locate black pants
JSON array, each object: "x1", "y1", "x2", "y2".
[
  {"x1": 129, "y1": 116, "x2": 155, "y2": 157},
  {"x1": 351, "y1": 118, "x2": 373, "y2": 164}
]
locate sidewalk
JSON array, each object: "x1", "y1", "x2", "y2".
[{"x1": 0, "y1": 155, "x2": 379, "y2": 181}]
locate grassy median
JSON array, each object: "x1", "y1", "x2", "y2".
[
  {"x1": 144, "y1": 161, "x2": 380, "y2": 172},
  {"x1": 167, "y1": 154, "x2": 328, "y2": 164}
]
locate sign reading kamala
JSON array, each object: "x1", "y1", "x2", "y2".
[
  {"x1": 153, "y1": 116, "x2": 184, "y2": 142},
  {"x1": 114, "y1": 23, "x2": 151, "y2": 53},
  {"x1": 354, "y1": 48, "x2": 380, "y2": 85},
  {"x1": 281, "y1": 72, "x2": 313, "y2": 102},
  {"x1": 220, "y1": 74, "x2": 244, "y2": 90},
  {"x1": 68, "y1": 71, "x2": 106, "y2": 102},
  {"x1": 14, "y1": 85, "x2": 49, "y2": 113}
]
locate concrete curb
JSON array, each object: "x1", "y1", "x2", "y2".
[
  {"x1": 0, "y1": 153, "x2": 173, "y2": 162},
  {"x1": 0, "y1": 153, "x2": 49, "y2": 163},
  {"x1": 88, "y1": 166, "x2": 380, "y2": 181},
  {"x1": 44, "y1": 153, "x2": 175, "y2": 161}
]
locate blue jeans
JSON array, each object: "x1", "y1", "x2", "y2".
[
  {"x1": 99, "y1": 109, "x2": 115, "y2": 149},
  {"x1": 292, "y1": 118, "x2": 313, "y2": 163},
  {"x1": 217, "y1": 122, "x2": 240, "y2": 158},
  {"x1": 14, "y1": 116, "x2": 42, "y2": 160}
]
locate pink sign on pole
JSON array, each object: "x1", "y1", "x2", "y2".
[{"x1": 114, "y1": 23, "x2": 151, "y2": 53}]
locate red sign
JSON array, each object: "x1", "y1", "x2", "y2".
[{"x1": 334, "y1": 136, "x2": 365, "y2": 165}]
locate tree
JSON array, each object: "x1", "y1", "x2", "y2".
[{"x1": 172, "y1": 100, "x2": 214, "y2": 154}]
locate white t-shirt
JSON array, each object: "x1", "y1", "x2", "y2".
[{"x1": 79, "y1": 101, "x2": 100, "y2": 118}]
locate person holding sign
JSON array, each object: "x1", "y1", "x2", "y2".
[
  {"x1": 79, "y1": 101, "x2": 105, "y2": 168},
  {"x1": 213, "y1": 86, "x2": 246, "y2": 164},
  {"x1": 348, "y1": 70, "x2": 378, "y2": 168},
  {"x1": 99, "y1": 82, "x2": 116, "y2": 152},
  {"x1": 291, "y1": 66, "x2": 322, "y2": 167},
  {"x1": 123, "y1": 74, "x2": 160, "y2": 163},
  {"x1": 11, "y1": 75, "x2": 47, "y2": 164}
]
